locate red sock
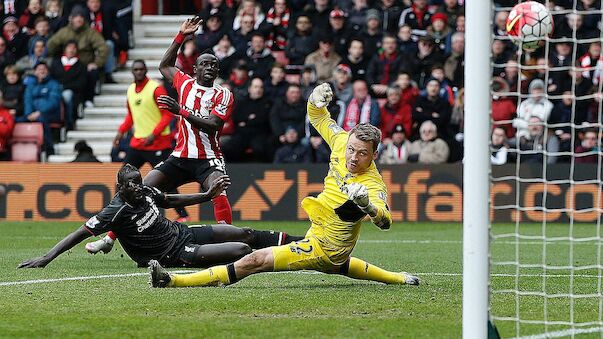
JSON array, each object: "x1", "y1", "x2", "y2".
[
  {"x1": 212, "y1": 194, "x2": 232, "y2": 224},
  {"x1": 107, "y1": 231, "x2": 117, "y2": 240}
]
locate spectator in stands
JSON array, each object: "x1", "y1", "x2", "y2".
[
  {"x1": 340, "y1": 38, "x2": 368, "y2": 81},
  {"x1": 556, "y1": 13, "x2": 598, "y2": 55},
  {"x1": 264, "y1": 63, "x2": 288, "y2": 99},
  {"x1": 199, "y1": 0, "x2": 234, "y2": 28},
  {"x1": 20, "y1": 61, "x2": 61, "y2": 155},
  {"x1": 49, "y1": 40, "x2": 86, "y2": 131},
  {"x1": 265, "y1": 0, "x2": 289, "y2": 51},
  {"x1": 245, "y1": 32, "x2": 275, "y2": 79},
  {"x1": 0, "y1": 36, "x2": 14, "y2": 75},
  {"x1": 45, "y1": 0, "x2": 67, "y2": 34},
  {"x1": 378, "y1": 0, "x2": 402, "y2": 34},
  {"x1": 271, "y1": 84, "x2": 306, "y2": 140},
  {"x1": 449, "y1": 87, "x2": 464, "y2": 139},
  {"x1": 428, "y1": 64, "x2": 454, "y2": 106},
  {"x1": 455, "y1": 13, "x2": 465, "y2": 33},
  {"x1": 3, "y1": 16, "x2": 28, "y2": 59},
  {"x1": 560, "y1": 65, "x2": 593, "y2": 124},
  {"x1": 227, "y1": 60, "x2": 250, "y2": 99},
  {"x1": 551, "y1": 41, "x2": 573, "y2": 69},
  {"x1": 412, "y1": 78, "x2": 451, "y2": 138},
  {"x1": 513, "y1": 79, "x2": 554, "y2": 140},
  {"x1": 411, "y1": 36, "x2": 444, "y2": 89},
  {"x1": 407, "y1": 120, "x2": 449, "y2": 164},
  {"x1": 304, "y1": 34, "x2": 341, "y2": 83},
  {"x1": 47, "y1": 6, "x2": 108, "y2": 108},
  {"x1": 491, "y1": 76, "x2": 516, "y2": 139},
  {"x1": 380, "y1": 85, "x2": 412, "y2": 139},
  {"x1": 578, "y1": 0, "x2": 600, "y2": 33},
  {"x1": 307, "y1": 0, "x2": 331, "y2": 33},
  {"x1": 490, "y1": 126, "x2": 509, "y2": 165},
  {"x1": 300, "y1": 65, "x2": 317, "y2": 100},
  {"x1": 213, "y1": 34, "x2": 237, "y2": 80},
  {"x1": 444, "y1": 32, "x2": 464, "y2": 88},
  {"x1": 329, "y1": 9, "x2": 350, "y2": 57},
  {"x1": 493, "y1": 10, "x2": 509, "y2": 38},
  {"x1": 330, "y1": 64, "x2": 353, "y2": 103},
  {"x1": 308, "y1": 134, "x2": 330, "y2": 163},
  {"x1": 379, "y1": 124, "x2": 410, "y2": 164},
  {"x1": 222, "y1": 78, "x2": 274, "y2": 162},
  {"x1": 579, "y1": 42, "x2": 601, "y2": 81},
  {"x1": 340, "y1": 79, "x2": 380, "y2": 131},
  {"x1": 394, "y1": 71, "x2": 419, "y2": 107},
  {"x1": 575, "y1": 128, "x2": 600, "y2": 164},
  {"x1": 286, "y1": 15, "x2": 317, "y2": 66},
  {"x1": 273, "y1": 126, "x2": 310, "y2": 163},
  {"x1": 196, "y1": 13, "x2": 225, "y2": 52},
  {"x1": 230, "y1": 14, "x2": 255, "y2": 52},
  {"x1": 233, "y1": 0, "x2": 265, "y2": 31},
  {"x1": 15, "y1": 36, "x2": 47, "y2": 82},
  {"x1": 491, "y1": 39, "x2": 510, "y2": 77},
  {"x1": 28, "y1": 16, "x2": 50, "y2": 50},
  {"x1": 358, "y1": 9, "x2": 383, "y2": 59},
  {"x1": 176, "y1": 36, "x2": 199, "y2": 76},
  {"x1": 518, "y1": 116, "x2": 559, "y2": 164},
  {"x1": 367, "y1": 34, "x2": 409, "y2": 97},
  {"x1": 1, "y1": 65, "x2": 23, "y2": 119},
  {"x1": 72, "y1": 140, "x2": 101, "y2": 162},
  {"x1": 397, "y1": 24, "x2": 418, "y2": 56},
  {"x1": 398, "y1": 0, "x2": 432, "y2": 38},
  {"x1": 85, "y1": 0, "x2": 118, "y2": 84},
  {"x1": 549, "y1": 91, "x2": 574, "y2": 155},
  {"x1": 18, "y1": 0, "x2": 44, "y2": 35},
  {"x1": 438, "y1": 0, "x2": 463, "y2": 31},
  {"x1": 348, "y1": 0, "x2": 369, "y2": 31},
  {"x1": 427, "y1": 12, "x2": 452, "y2": 53},
  {"x1": 500, "y1": 58, "x2": 526, "y2": 95},
  {"x1": 0, "y1": 92, "x2": 14, "y2": 161}
]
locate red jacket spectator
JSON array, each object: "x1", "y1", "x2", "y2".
[
  {"x1": 491, "y1": 77, "x2": 516, "y2": 139},
  {"x1": 0, "y1": 106, "x2": 15, "y2": 154},
  {"x1": 380, "y1": 87, "x2": 412, "y2": 139}
]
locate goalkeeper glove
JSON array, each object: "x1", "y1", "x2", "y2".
[
  {"x1": 308, "y1": 83, "x2": 333, "y2": 108},
  {"x1": 344, "y1": 183, "x2": 376, "y2": 215}
]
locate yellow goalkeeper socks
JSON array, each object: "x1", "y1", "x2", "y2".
[
  {"x1": 171, "y1": 264, "x2": 237, "y2": 287},
  {"x1": 344, "y1": 257, "x2": 406, "y2": 284}
]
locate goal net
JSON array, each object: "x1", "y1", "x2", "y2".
[{"x1": 488, "y1": 1, "x2": 603, "y2": 338}]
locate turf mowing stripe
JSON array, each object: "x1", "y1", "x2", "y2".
[
  {"x1": 514, "y1": 326, "x2": 603, "y2": 339},
  {"x1": 2, "y1": 271, "x2": 601, "y2": 287}
]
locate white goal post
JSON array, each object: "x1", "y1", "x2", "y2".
[{"x1": 462, "y1": 0, "x2": 493, "y2": 338}]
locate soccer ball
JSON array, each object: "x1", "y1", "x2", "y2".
[{"x1": 506, "y1": 1, "x2": 553, "y2": 51}]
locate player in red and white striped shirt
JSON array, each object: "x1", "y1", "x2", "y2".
[{"x1": 150, "y1": 16, "x2": 234, "y2": 225}]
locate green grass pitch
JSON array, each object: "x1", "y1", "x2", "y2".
[{"x1": 0, "y1": 221, "x2": 601, "y2": 338}]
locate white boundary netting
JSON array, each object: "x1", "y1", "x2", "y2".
[{"x1": 489, "y1": 1, "x2": 603, "y2": 337}]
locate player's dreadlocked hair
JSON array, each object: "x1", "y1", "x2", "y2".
[
  {"x1": 117, "y1": 164, "x2": 139, "y2": 187},
  {"x1": 349, "y1": 123, "x2": 382, "y2": 152}
]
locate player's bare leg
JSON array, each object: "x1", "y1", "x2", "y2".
[
  {"x1": 86, "y1": 169, "x2": 177, "y2": 254},
  {"x1": 203, "y1": 170, "x2": 232, "y2": 224}
]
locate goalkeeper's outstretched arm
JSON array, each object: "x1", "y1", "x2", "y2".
[{"x1": 307, "y1": 83, "x2": 348, "y2": 149}]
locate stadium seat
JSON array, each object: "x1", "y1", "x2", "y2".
[
  {"x1": 10, "y1": 122, "x2": 44, "y2": 162},
  {"x1": 272, "y1": 51, "x2": 289, "y2": 66}
]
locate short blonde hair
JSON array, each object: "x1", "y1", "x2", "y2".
[{"x1": 349, "y1": 123, "x2": 381, "y2": 152}]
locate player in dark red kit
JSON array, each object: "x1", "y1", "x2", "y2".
[{"x1": 85, "y1": 17, "x2": 236, "y2": 255}]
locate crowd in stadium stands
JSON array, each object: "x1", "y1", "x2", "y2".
[
  {"x1": 1, "y1": 0, "x2": 603, "y2": 165},
  {"x1": 0, "y1": 0, "x2": 131, "y2": 159}
]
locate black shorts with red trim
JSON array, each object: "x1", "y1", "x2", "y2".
[{"x1": 154, "y1": 155, "x2": 226, "y2": 188}]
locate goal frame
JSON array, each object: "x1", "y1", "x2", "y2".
[{"x1": 462, "y1": 0, "x2": 493, "y2": 337}]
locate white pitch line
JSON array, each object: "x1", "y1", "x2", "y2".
[
  {"x1": 515, "y1": 326, "x2": 603, "y2": 339},
  {"x1": 2, "y1": 271, "x2": 601, "y2": 287},
  {"x1": 358, "y1": 239, "x2": 602, "y2": 245}
]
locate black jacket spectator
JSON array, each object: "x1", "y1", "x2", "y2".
[
  {"x1": 270, "y1": 96, "x2": 306, "y2": 137},
  {"x1": 199, "y1": 0, "x2": 234, "y2": 28},
  {"x1": 412, "y1": 80, "x2": 452, "y2": 138},
  {"x1": 306, "y1": 1, "x2": 331, "y2": 33},
  {"x1": 85, "y1": 2, "x2": 118, "y2": 41},
  {"x1": 50, "y1": 55, "x2": 87, "y2": 92},
  {"x1": 367, "y1": 51, "x2": 410, "y2": 86},
  {"x1": 286, "y1": 21, "x2": 317, "y2": 65},
  {"x1": 3, "y1": 16, "x2": 28, "y2": 59},
  {"x1": 245, "y1": 45, "x2": 275, "y2": 79},
  {"x1": 0, "y1": 74, "x2": 23, "y2": 117}
]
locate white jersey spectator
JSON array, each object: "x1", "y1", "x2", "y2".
[{"x1": 513, "y1": 78, "x2": 553, "y2": 140}]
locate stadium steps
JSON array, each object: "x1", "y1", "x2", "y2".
[{"x1": 48, "y1": 15, "x2": 184, "y2": 163}]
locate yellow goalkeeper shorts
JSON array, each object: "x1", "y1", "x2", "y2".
[{"x1": 272, "y1": 236, "x2": 340, "y2": 273}]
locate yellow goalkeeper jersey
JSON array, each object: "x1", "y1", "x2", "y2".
[{"x1": 303, "y1": 102, "x2": 392, "y2": 265}]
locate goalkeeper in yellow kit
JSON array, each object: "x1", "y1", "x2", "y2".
[{"x1": 149, "y1": 83, "x2": 420, "y2": 288}]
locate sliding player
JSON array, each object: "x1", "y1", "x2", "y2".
[
  {"x1": 19, "y1": 165, "x2": 302, "y2": 269},
  {"x1": 86, "y1": 17, "x2": 235, "y2": 254},
  {"x1": 149, "y1": 84, "x2": 420, "y2": 287}
]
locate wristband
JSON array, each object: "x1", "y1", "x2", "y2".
[
  {"x1": 174, "y1": 32, "x2": 186, "y2": 44},
  {"x1": 179, "y1": 108, "x2": 190, "y2": 118}
]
